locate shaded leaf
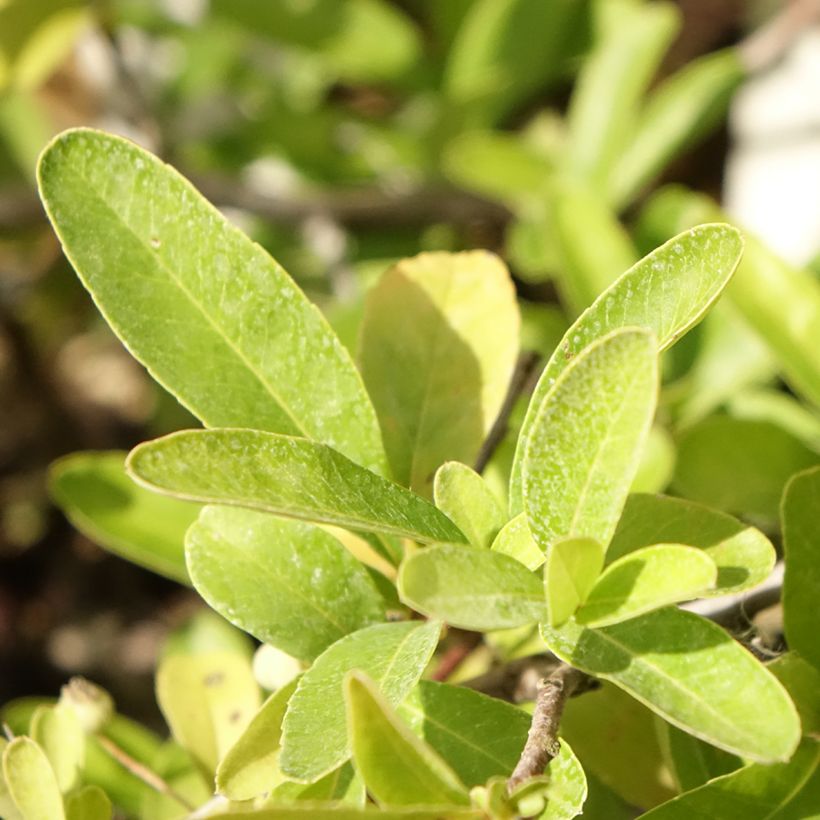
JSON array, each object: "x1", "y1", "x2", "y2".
[
  {"x1": 64, "y1": 785, "x2": 112, "y2": 820},
  {"x1": 545, "y1": 537, "x2": 605, "y2": 627},
  {"x1": 768, "y1": 653, "x2": 820, "y2": 737},
  {"x1": 398, "y1": 545, "x2": 544, "y2": 630},
  {"x1": 127, "y1": 430, "x2": 466, "y2": 545},
  {"x1": 271, "y1": 763, "x2": 364, "y2": 806},
  {"x1": 210, "y1": 805, "x2": 481, "y2": 819}
]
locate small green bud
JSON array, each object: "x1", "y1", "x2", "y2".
[{"x1": 58, "y1": 677, "x2": 114, "y2": 734}]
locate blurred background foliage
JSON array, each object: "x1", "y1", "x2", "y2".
[{"x1": 1, "y1": 0, "x2": 819, "y2": 753}]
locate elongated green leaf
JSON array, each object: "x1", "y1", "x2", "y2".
[
  {"x1": 782, "y1": 466, "x2": 820, "y2": 672},
  {"x1": 186, "y1": 507, "x2": 384, "y2": 661},
  {"x1": 64, "y1": 785, "x2": 111, "y2": 820},
  {"x1": 674, "y1": 418, "x2": 818, "y2": 522},
  {"x1": 216, "y1": 677, "x2": 300, "y2": 801},
  {"x1": 433, "y1": 462, "x2": 506, "y2": 549},
  {"x1": 280, "y1": 620, "x2": 440, "y2": 783},
  {"x1": 127, "y1": 430, "x2": 466, "y2": 545},
  {"x1": 576, "y1": 545, "x2": 716, "y2": 627},
  {"x1": 359, "y1": 251, "x2": 519, "y2": 496},
  {"x1": 542, "y1": 607, "x2": 800, "y2": 763},
  {"x1": 346, "y1": 672, "x2": 470, "y2": 807},
  {"x1": 523, "y1": 328, "x2": 658, "y2": 553},
  {"x1": 49, "y1": 451, "x2": 196, "y2": 584},
  {"x1": 611, "y1": 50, "x2": 744, "y2": 207},
  {"x1": 491, "y1": 513, "x2": 544, "y2": 570},
  {"x1": 271, "y1": 763, "x2": 364, "y2": 806},
  {"x1": 566, "y1": 2, "x2": 679, "y2": 189},
  {"x1": 640, "y1": 738, "x2": 820, "y2": 819},
  {"x1": 38, "y1": 128, "x2": 386, "y2": 474},
  {"x1": 398, "y1": 545, "x2": 544, "y2": 630},
  {"x1": 2, "y1": 737, "x2": 65, "y2": 820},
  {"x1": 608, "y1": 493, "x2": 775, "y2": 596},
  {"x1": 210, "y1": 805, "x2": 481, "y2": 819},
  {"x1": 545, "y1": 537, "x2": 605, "y2": 627},
  {"x1": 156, "y1": 650, "x2": 261, "y2": 774},
  {"x1": 30, "y1": 704, "x2": 84, "y2": 793},
  {"x1": 511, "y1": 224, "x2": 743, "y2": 510}
]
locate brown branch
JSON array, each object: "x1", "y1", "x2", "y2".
[
  {"x1": 96, "y1": 734, "x2": 195, "y2": 811},
  {"x1": 431, "y1": 630, "x2": 483, "y2": 682},
  {"x1": 507, "y1": 664, "x2": 587, "y2": 791},
  {"x1": 474, "y1": 351, "x2": 541, "y2": 474}
]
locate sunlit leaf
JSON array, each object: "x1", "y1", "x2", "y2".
[{"x1": 544, "y1": 537, "x2": 605, "y2": 627}]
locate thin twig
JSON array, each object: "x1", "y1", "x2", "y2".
[
  {"x1": 507, "y1": 664, "x2": 587, "y2": 791},
  {"x1": 474, "y1": 351, "x2": 542, "y2": 474},
  {"x1": 97, "y1": 734, "x2": 195, "y2": 811},
  {"x1": 431, "y1": 630, "x2": 483, "y2": 682}
]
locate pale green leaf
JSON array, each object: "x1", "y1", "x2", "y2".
[
  {"x1": 30, "y1": 704, "x2": 85, "y2": 793},
  {"x1": 639, "y1": 738, "x2": 820, "y2": 819},
  {"x1": 674, "y1": 418, "x2": 818, "y2": 522},
  {"x1": 49, "y1": 451, "x2": 197, "y2": 584},
  {"x1": 608, "y1": 493, "x2": 775, "y2": 597},
  {"x1": 186, "y1": 506, "x2": 384, "y2": 661},
  {"x1": 210, "y1": 805, "x2": 481, "y2": 819},
  {"x1": 64, "y1": 785, "x2": 112, "y2": 820},
  {"x1": 345, "y1": 672, "x2": 470, "y2": 807},
  {"x1": 542, "y1": 607, "x2": 800, "y2": 763},
  {"x1": 0, "y1": 738, "x2": 22, "y2": 820},
  {"x1": 398, "y1": 545, "x2": 545, "y2": 630},
  {"x1": 156, "y1": 650, "x2": 261, "y2": 774},
  {"x1": 576, "y1": 544, "x2": 717, "y2": 627},
  {"x1": 359, "y1": 251, "x2": 519, "y2": 496},
  {"x1": 631, "y1": 426, "x2": 676, "y2": 494},
  {"x1": 433, "y1": 462, "x2": 506, "y2": 549},
  {"x1": 2, "y1": 737, "x2": 65, "y2": 820},
  {"x1": 491, "y1": 512, "x2": 544, "y2": 571},
  {"x1": 545, "y1": 537, "x2": 605, "y2": 627},
  {"x1": 511, "y1": 223, "x2": 743, "y2": 510},
  {"x1": 523, "y1": 328, "x2": 658, "y2": 552},
  {"x1": 782, "y1": 466, "x2": 820, "y2": 672},
  {"x1": 37, "y1": 128, "x2": 386, "y2": 475},
  {"x1": 216, "y1": 677, "x2": 300, "y2": 801},
  {"x1": 271, "y1": 763, "x2": 364, "y2": 806},
  {"x1": 280, "y1": 620, "x2": 441, "y2": 783},
  {"x1": 728, "y1": 389, "x2": 820, "y2": 452},
  {"x1": 127, "y1": 430, "x2": 466, "y2": 545}
]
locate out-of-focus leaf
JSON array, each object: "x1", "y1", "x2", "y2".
[
  {"x1": 542, "y1": 607, "x2": 800, "y2": 763},
  {"x1": 38, "y1": 129, "x2": 387, "y2": 475},
  {"x1": 49, "y1": 452, "x2": 197, "y2": 584},
  {"x1": 64, "y1": 785, "x2": 112, "y2": 820},
  {"x1": 491, "y1": 513, "x2": 544, "y2": 571},
  {"x1": 433, "y1": 462, "x2": 506, "y2": 549},
  {"x1": 280, "y1": 620, "x2": 440, "y2": 783},
  {"x1": 608, "y1": 493, "x2": 775, "y2": 597},
  {"x1": 782, "y1": 466, "x2": 820, "y2": 672},
  {"x1": 728, "y1": 389, "x2": 820, "y2": 452},
  {"x1": 630, "y1": 426, "x2": 676, "y2": 494},
  {"x1": 127, "y1": 430, "x2": 466, "y2": 545},
  {"x1": 511, "y1": 224, "x2": 743, "y2": 510},
  {"x1": 544, "y1": 537, "x2": 605, "y2": 627},
  {"x1": 768, "y1": 653, "x2": 820, "y2": 736},
  {"x1": 30, "y1": 704, "x2": 84, "y2": 793},
  {"x1": 399, "y1": 544, "x2": 544, "y2": 630},
  {"x1": 2, "y1": 737, "x2": 65, "y2": 820},
  {"x1": 186, "y1": 506, "x2": 383, "y2": 661},
  {"x1": 673, "y1": 417, "x2": 818, "y2": 522},
  {"x1": 209, "y1": 805, "x2": 482, "y2": 819},
  {"x1": 523, "y1": 328, "x2": 658, "y2": 553},
  {"x1": 155, "y1": 650, "x2": 261, "y2": 774},
  {"x1": 359, "y1": 251, "x2": 519, "y2": 496}
]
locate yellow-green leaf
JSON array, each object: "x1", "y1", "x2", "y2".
[
  {"x1": 2, "y1": 737, "x2": 65, "y2": 820},
  {"x1": 545, "y1": 537, "x2": 605, "y2": 627}
]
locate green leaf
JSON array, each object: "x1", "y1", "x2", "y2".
[
  {"x1": 64, "y1": 785, "x2": 112, "y2": 820},
  {"x1": 155, "y1": 650, "x2": 261, "y2": 774},
  {"x1": 545, "y1": 537, "x2": 605, "y2": 627},
  {"x1": 2, "y1": 737, "x2": 65, "y2": 820},
  {"x1": 345, "y1": 672, "x2": 470, "y2": 807},
  {"x1": 639, "y1": 738, "x2": 820, "y2": 819},
  {"x1": 358, "y1": 251, "x2": 519, "y2": 496},
  {"x1": 210, "y1": 805, "x2": 481, "y2": 819},
  {"x1": 398, "y1": 545, "x2": 545, "y2": 630},
  {"x1": 608, "y1": 493, "x2": 775, "y2": 596},
  {"x1": 280, "y1": 620, "x2": 441, "y2": 783},
  {"x1": 541, "y1": 607, "x2": 800, "y2": 763},
  {"x1": 30, "y1": 704, "x2": 84, "y2": 793},
  {"x1": 216, "y1": 677, "x2": 300, "y2": 801},
  {"x1": 433, "y1": 462, "x2": 506, "y2": 549},
  {"x1": 127, "y1": 430, "x2": 466, "y2": 545},
  {"x1": 768, "y1": 653, "x2": 820, "y2": 737},
  {"x1": 523, "y1": 328, "x2": 658, "y2": 553},
  {"x1": 782, "y1": 466, "x2": 820, "y2": 672},
  {"x1": 0, "y1": 738, "x2": 22, "y2": 820},
  {"x1": 49, "y1": 451, "x2": 197, "y2": 584},
  {"x1": 630, "y1": 426, "x2": 676, "y2": 494},
  {"x1": 511, "y1": 223, "x2": 743, "y2": 510},
  {"x1": 575, "y1": 545, "x2": 717, "y2": 627},
  {"x1": 565, "y1": 2, "x2": 679, "y2": 189},
  {"x1": 186, "y1": 506, "x2": 384, "y2": 661},
  {"x1": 37, "y1": 128, "x2": 386, "y2": 475},
  {"x1": 271, "y1": 763, "x2": 364, "y2": 806},
  {"x1": 673, "y1": 418, "x2": 818, "y2": 522},
  {"x1": 491, "y1": 513, "x2": 545, "y2": 571}
]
